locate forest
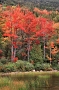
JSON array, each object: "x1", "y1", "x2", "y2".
[
  {"x1": 0, "y1": 3, "x2": 59, "y2": 72},
  {"x1": 0, "y1": 0, "x2": 59, "y2": 10}
]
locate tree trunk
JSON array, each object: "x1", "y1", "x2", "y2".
[
  {"x1": 43, "y1": 38, "x2": 45, "y2": 60},
  {"x1": 11, "y1": 43, "x2": 14, "y2": 61},
  {"x1": 50, "y1": 47, "x2": 52, "y2": 65},
  {"x1": 27, "y1": 40, "x2": 30, "y2": 62},
  {"x1": 14, "y1": 48, "x2": 16, "y2": 59}
]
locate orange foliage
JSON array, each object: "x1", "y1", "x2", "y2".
[
  {"x1": 53, "y1": 23, "x2": 59, "y2": 29},
  {"x1": 50, "y1": 42, "x2": 55, "y2": 48},
  {"x1": 21, "y1": 52, "x2": 27, "y2": 56},
  {"x1": 51, "y1": 47, "x2": 58, "y2": 55},
  {"x1": 56, "y1": 38, "x2": 59, "y2": 44},
  {"x1": 36, "y1": 17, "x2": 54, "y2": 38},
  {"x1": 34, "y1": 7, "x2": 50, "y2": 15}
]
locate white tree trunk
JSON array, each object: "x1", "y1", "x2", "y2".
[{"x1": 43, "y1": 38, "x2": 45, "y2": 60}]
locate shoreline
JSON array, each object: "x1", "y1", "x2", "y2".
[{"x1": 0, "y1": 70, "x2": 59, "y2": 76}]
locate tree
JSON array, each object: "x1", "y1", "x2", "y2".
[
  {"x1": 30, "y1": 44, "x2": 43, "y2": 64},
  {"x1": 36, "y1": 17, "x2": 54, "y2": 61},
  {"x1": 2, "y1": 5, "x2": 24, "y2": 61},
  {"x1": 53, "y1": 22, "x2": 59, "y2": 38},
  {"x1": 20, "y1": 10, "x2": 37, "y2": 61},
  {"x1": 34, "y1": 7, "x2": 50, "y2": 15}
]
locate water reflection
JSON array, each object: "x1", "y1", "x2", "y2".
[
  {"x1": 25, "y1": 75, "x2": 59, "y2": 90},
  {"x1": 2, "y1": 73, "x2": 59, "y2": 90}
]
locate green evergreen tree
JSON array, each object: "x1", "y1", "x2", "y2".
[{"x1": 30, "y1": 44, "x2": 43, "y2": 64}]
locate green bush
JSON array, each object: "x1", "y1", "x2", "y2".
[
  {"x1": 15, "y1": 60, "x2": 34, "y2": 71},
  {"x1": 0, "y1": 57, "x2": 8, "y2": 64},
  {"x1": 4, "y1": 62, "x2": 16, "y2": 72},
  {"x1": 35, "y1": 63, "x2": 51, "y2": 71},
  {"x1": 56, "y1": 64, "x2": 59, "y2": 70},
  {"x1": 0, "y1": 62, "x2": 4, "y2": 72},
  {"x1": 24, "y1": 61, "x2": 34, "y2": 71},
  {"x1": 35, "y1": 62, "x2": 43, "y2": 71},
  {"x1": 42, "y1": 63, "x2": 51, "y2": 71},
  {"x1": 52, "y1": 66, "x2": 57, "y2": 70},
  {"x1": 0, "y1": 60, "x2": 34, "y2": 72},
  {"x1": 15, "y1": 60, "x2": 25, "y2": 71}
]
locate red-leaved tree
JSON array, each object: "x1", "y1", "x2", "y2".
[
  {"x1": 3, "y1": 5, "x2": 25, "y2": 61},
  {"x1": 20, "y1": 10, "x2": 38, "y2": 61},
  {"x1": 36, "y1": 17, "x2": 54, "y2": 60}
]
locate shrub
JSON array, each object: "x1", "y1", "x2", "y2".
[
  {"x1": 4, "y1": 63, "x2": 16, "y2": 72},
  {"x1": 15, "y1": 60, "x2": 25, "y2": 72},
  {"x1": 52, "y1": 66, "x2": 57, "y2": 70},
  {"x1": 56, "y1": 64, "x2": 59, "y2": 70},
  {"x1": 0, "y1": 62, "x2": 4, "y2": 72},
  {"x1": 0, "y1": 57, "x2": 8, "y2": 64},
  {"x1": 0, "y1": 60, "x2": 34, "y2": 72},
  {"x1": 35, "y1": 62, "x2": 43, "y2": 71},
  {"x1": 35, "y1": 62, "x2": 51, "y2": 71},
  {"x1": 24, "y1": 61, "x2": 34, "y2": 71},
  {"x1": 42, "y1": 63, "x2": 51, "y2": 71},
  {"x1": 15, "y1": 60, "x2": 34, "y2": 72}
]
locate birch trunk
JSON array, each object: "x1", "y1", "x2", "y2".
[
  {"x1": 43, "y1": 38, "x2": 45, "y2": 60},
  {"x1": 27, "y1": 40, "x2": 30, "y2": 62}
]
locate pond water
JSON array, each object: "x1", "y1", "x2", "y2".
[
  {"x1": 34, "y1": 75, "x2": 59, "y2": 90},
  {"x1": 1, "y1": 73, "x2": 59, "y2": 90},
  {"x1": 35, "y1": 76, "x2": 59, "y2": 90},
  {"x1": 48, "y1": 76, "x2": 59, "y2": 90},
  {"x1": 30, "y1": 76, "x2": 59, "y2": 90},
  {"x1": 11, "y1": 73, "x2": 59, "y2": 90}
]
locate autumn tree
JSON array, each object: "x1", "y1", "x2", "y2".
[
  {"x1": 2, "y1": 5, "x2": 25, "y2": 61},
  {"x1": 20, "y1": 10, "x2": 38, "y2": 61},
  {"x1": 36, "y1": 17, "x2": 54, "y2": 61}
]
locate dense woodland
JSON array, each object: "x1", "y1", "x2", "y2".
[
  {"x1": 0, "y1": 0, "x2": 59, "y2": 10},
  {"x1": 0, "y1": 1, "x2": 59, "y2": 72}
]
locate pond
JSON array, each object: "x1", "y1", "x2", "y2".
[
  {"x1": 20, "y1": 74, "x2": 59, "y2": 90},
  {"x1": 49, "y1": 75, "x2": 59, "y2": 90},
  {"x1": 0, "y1": 72, "x2": 59, "y2": 90},
  {"x1": 35, "y1": 75, "x2": 59, "y2": 90}
]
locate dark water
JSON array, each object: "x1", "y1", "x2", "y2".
[
  {"x1": 22, "y1": 74, "x2": 59, "y2": 90},
  {"x1": 36, "y1": 75, "x2": 59, "y2": 90},
  {"x1": 2, "y1": 73, "x2": 59, "y2": 90},
  {"x1": 49, "y1": 76, "x2": 59, "y2": 90},
  {"x1": 12, "y1": 74, "x2": 59, "y2": 90}
]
